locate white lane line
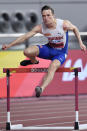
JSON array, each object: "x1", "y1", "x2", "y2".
[
  {"x1": 0, "y1": 110, "x2": 75, "y2": 118},
  {"x1": 0, "y1": 105, "x2": 74, "y2": 114},
  {"x1": 0, "y1": 115, "x2": 76, "y2": 124},
  {"x1": 0, "y1": 104, "x2": 87, "y2": 114},
  {"x1": 1, "y1": 113, "x2": 87, "y2": 124},
  {"x1": 1, "y1": 96, "x2": 87, "y2": 105},
  {"x1": 1, "y1": 108, "x2": 87, "y2": 118}
]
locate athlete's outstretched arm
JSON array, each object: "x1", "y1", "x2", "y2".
[
  {"x1": 63, "y1": 20, "x2": 86, "y2": 52},
  {"x1": 2, "y1": 24, "x2": 42, "y2": 50}
]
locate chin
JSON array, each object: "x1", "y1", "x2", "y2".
[{"x1": 45, "y1": 22, "x2": 51, "y2": 25}]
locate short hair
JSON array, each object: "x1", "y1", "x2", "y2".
[{"x1": 41, "y1": 5, "x2": 54, "y2": 14}]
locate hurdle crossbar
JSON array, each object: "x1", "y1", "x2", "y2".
[
  {"x1": 3, "y1": 67, "x2": 87, "y2": 130},
  {"x1": 3, "y1": 67, "x2": 81, "y2": 73}
]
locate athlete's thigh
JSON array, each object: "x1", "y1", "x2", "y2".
[
  {"x1": 51, "y1": 53, "x2": 66, "y2": 65},
  {"x1": 37, "y1": 45, "x2": 50, "y2": 59}
]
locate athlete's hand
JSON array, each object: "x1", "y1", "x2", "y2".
[
  {"x1": 80, "y1": 43, "x2": 86, "y2": 52},
  {"x1": 2, "y1": 44, "x2": 10, "y2": 50}
]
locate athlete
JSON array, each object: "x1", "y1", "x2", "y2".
[{"x1": 2, "y1": 5, "x2": 86, "y2": 97}]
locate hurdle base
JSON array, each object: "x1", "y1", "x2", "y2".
[
  {"x1": 11, "y1": 125, "x2": 74, "y2": 130},
  {"x1": 6, "y1": 123, "x2": 23, "y2": 130},
  {"x1": 11, "y1": 124, "x2": 23, "y2": 129},
  {"x1": 79, "y1": 124, "x2": 87, "y2": 130},
  {"x1": 74, "y1": 122, "x2": 79, "y2": 130},
  {"x1": 6, "y1": 122, "x2": 11, "y2": 130},
  {"x1": 9, "y1": 124, "x2": 87, "y2": 130}
]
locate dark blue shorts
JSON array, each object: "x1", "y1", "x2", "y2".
[{"x1": 37, "y1": 45, "x2": 67, "y2": 65}]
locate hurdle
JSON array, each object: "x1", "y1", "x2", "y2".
[{"x1": 3, "y1": 67, "x2": 87, "y2": 130}]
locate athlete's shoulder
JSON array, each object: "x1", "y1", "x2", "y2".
[
  {"x1": 56, "y1": 18, "x2": 64, "y2": 22},
  {"x1": 63, "y1": 20, "x2": 75, "y2": 31}
]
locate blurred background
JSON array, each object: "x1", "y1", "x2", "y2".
[
  {"x1": 0, "y1": 0, "x2": 87, "y2": 98},
  {"x1": 0, "y1": 0, "x2": 87, "y2": 49}
]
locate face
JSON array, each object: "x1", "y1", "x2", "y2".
[{"x1": 42, "y1": 9, "x2": 55, "y2": 26}]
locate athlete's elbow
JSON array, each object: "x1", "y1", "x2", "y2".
[{"x1": 73, "y1": 25, "x2": 78, "y2": 33}]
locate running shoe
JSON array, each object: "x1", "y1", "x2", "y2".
[
  {"x1": 20, "y1": 60, "x2": 39, "y2": 66},
  {"x1": 35, "y1": 86, "x2": 42, "y2": 97}
]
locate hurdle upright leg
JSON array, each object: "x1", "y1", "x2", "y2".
[
  {"x1": 6, "y1": 69, "x2": 11, "y2": 130},
  {"x1": 74, "y1": 69, "x2": 79, "y2": 130}
]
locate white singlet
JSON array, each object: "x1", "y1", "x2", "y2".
[{"x1": 42, "y1": 19, "x2": 66, "y2": 49}]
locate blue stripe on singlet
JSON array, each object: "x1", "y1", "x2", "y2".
[{"x1": 61, "y1": 31, "x2": 69, "y2": 54}]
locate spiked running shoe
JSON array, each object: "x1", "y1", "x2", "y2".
[
  {"x1": 20, "y1": 60, "x2": 39, "y2": 66},
  {"x1": 35, "y1": 86, "x2": 42, "y2": 97}
]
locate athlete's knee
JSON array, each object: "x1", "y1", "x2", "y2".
[
  {"x1": 50, "y1": 60, "x2": 60, "y2": 71},
  {"x1": 23, "y1": 48, "x2": 30, "y2": 56},
  {"x1": 47, "y1": 61, "x2": 60, "y2": 75},
  {"x1": 23, "y1": 46, "x2": 39, "y2": 57},
  {"x1": 48, "y1": 64, "x2": 56, "y2": 75}
]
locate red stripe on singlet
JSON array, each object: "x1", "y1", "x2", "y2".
[{"x1": 48, "y1": 42, "x2": 64, "y2": 48}]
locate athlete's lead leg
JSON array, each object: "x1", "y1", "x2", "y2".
[
  {"x1": 35, "y1": 59, "x2": 61, "y2": 97},
  {"x1": 20, "y1": 45, "x2": 39, "y2": 66}
]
